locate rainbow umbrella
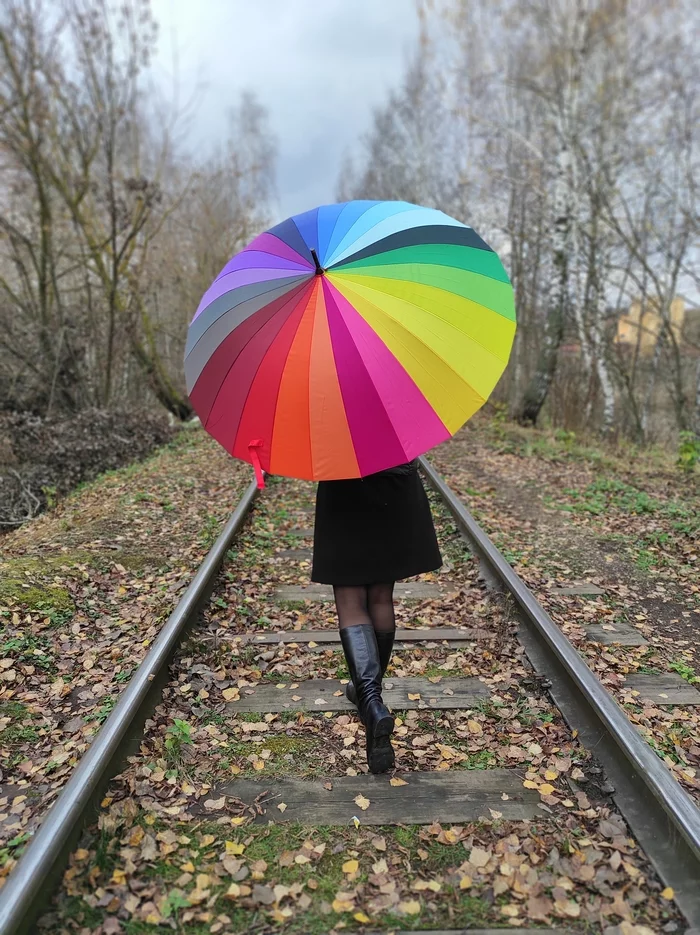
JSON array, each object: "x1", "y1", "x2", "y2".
[{"x1": 185, "y1": 200, "x2": 515, "y2": 486}]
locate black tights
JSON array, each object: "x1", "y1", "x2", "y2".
[{"x1": 333, "y1": 583, "x2": 395, "y2": 633}]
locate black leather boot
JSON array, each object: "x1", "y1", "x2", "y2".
[
  {"x1": 345, "y1": 629, "x2": 395, "y2": 709},
  {"x1": 339, "y1": 624, "x2": 395, "y2": 774}
]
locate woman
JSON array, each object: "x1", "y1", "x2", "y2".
[{"x1": 311, "y1": 460, "x2": 442, "y2": 774}]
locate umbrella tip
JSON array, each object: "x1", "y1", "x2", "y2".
[{"x1": 310, "y1": 248, "x2": 324, "y2": 275}]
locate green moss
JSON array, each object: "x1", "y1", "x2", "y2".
[
  {"x1": 0, "y1": 578, "x2": 73, "y2": 612},
  {"x1": 0, "y1": 701, "x2": 39, "y2": 748},
  {"x1": 258, "y1": 734, "x2": 318, "y2": 755}
]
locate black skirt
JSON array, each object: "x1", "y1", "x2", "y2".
[{"x1": 311, "y1": 463, "x2": 443, "y2": 586}]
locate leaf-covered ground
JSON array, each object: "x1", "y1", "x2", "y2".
[
  {"x1": 41, "y1": 475, "x2": 682, "y2": 934},
  {"x1": 0, "y1": 429, "x2": 248, "y2": 872},
  {"x1": 431, "y1": 415, "x2": 700, "y2": 800}
]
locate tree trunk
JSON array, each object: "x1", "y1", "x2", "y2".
[
  {"x1": 517, "y1": 144, "x2": 571, "y2": 426},
  {"x1": 129, "y1": 303, "x2": 192, "y2": 420},
  {"x1": 129, "y1": 335, "x2": 192, "y2": 420},
  {"x1": 516, "y1": 289, "x2": 566, "y2": 425}
]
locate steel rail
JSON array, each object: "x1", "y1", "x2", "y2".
[
  {"x1": 421, "y1": 456, "x2": 700, "y2": 929},
  {"x1": 0, "y1": 478, "x2": 260, "y2": 935}
]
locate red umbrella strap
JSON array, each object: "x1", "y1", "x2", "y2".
[{"x1": 248, "y1": 439, "x2": 265, "y2": 489}]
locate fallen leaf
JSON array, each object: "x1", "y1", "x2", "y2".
[
  {"x1": 390, "y1": 777, "x2": 407, "y2": 786},
  {"x1": 342, "y1": 859, "x2": 359, "y2": 873},
  {"x1": 332, "y1": 896, "x2": 355, "y2": 912},
  {"x1": 353, "y1": 911, "x2": 370, "y2": 923},
  {"x1": 468, "y1": 846, "x2": 491, "y2": 868},
  {"x1": 407, "y1": 693, "x2": 421, "y2": 701},
  {"x1": 661, "y1": 887, "x2": 675, "y2": 900},
  {"x1": 354, "y1": 794, "x2": 370, "y2": 811},
  {"x1": 203, "y1": 796, "x2": 226, "y2": 810},
  {"x1": 277, "y1": 803, "x2": 287, "y2": 812},
  {"x1": 539, "y1": 783, "x2": 556, "y2": 795},
  {"x1": 398, "y1": 899, "x2": 421, "y2": 915}
]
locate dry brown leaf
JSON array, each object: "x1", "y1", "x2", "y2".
[
  {"x1": 354, "y1": 794, "x2": 370, "y2": 810},
  {"x1": 468, "y1": 846, "x2": 491, "y2": 868}
]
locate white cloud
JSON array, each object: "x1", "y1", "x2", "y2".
[{"x1": 151, "y1": 0, "x2": 419, "y2": 219}]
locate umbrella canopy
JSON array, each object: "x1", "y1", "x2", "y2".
[{"x1": 185, "y1": 200, "x2": 515, "y2": 484}]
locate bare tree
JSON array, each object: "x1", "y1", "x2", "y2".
[{"x1": 0, "y1": 0, "x2": 276, "y2": 418}]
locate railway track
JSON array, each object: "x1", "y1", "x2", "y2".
[{"x1": 1, "y1": 460, "x2": 700, "y2": 934}]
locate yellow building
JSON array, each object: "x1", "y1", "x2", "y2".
[{"x1": 616, "y1": 297, "x2": 686, "y2": 353}]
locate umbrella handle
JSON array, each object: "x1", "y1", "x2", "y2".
[{"x1": 248, "y1": 439, "x2": 266, "y2": 489}]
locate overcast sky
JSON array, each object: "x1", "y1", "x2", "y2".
[{"x1": 150, "y1": 0, "x2": 419, "y2": 221}]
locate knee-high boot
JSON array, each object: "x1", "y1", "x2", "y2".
[
  {"x1": 339, "y1": 624, "x2": 395, "y2": 774},
  {"x1": 345, "y1": 629, "x2": 395, "y2": 709}
]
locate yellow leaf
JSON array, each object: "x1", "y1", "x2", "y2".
[
  {"x1": 413, "y1": 879, "x2": 441, "y2": 892},
  {"x1": 332, "y1": 897, "x2": 354, "y2": 912},
  {"x1": 459, "y1": 875, "x2": 473, "y2": 889},
  {"x1": 352, "y1": 816, "x2": 360, "y2": 829},
  {"x1": 342, "y1": 859, "x2": 359, "y2": 873},
  {"x1": 181, "y1": 861, "x2": 195, "y2": 873},
  {"x1": 230, "y1": 816, "x2": 246, "y2": 826},
  {"x1": 291, "y1": 695, "x2": 302, "y2": 701},
  {"x1": 224, "y1": 882, "x2": 241, "y2": 899},
  {"x1": 277, "y1": 802, "x2": 287, "y2": 812},
  {"x1": 74, "y1": 849, "x2": 90, "y2": 861},
  {"x1": 196, "y1": 873, "x2": 211, "y2": 889},
  {"x1": 390, "y1": 777, "x2": 407, "y2": 786},
  {"x1": 523, "y1": 780, "x2": 538, "y2": 789},
  {"x1": 222, "y1": 687, "x2": 240, "y2": 701},
  {"x1": 230, "y1": 765, "x2": 241, "y2": 775},
  {"x1": 111, "y1": 868, "x2": 126, "y2": 885},
  {"x1": 226, "y1": 841, "x2": 245, "y2": 855},
  {"x1": 253, "y1": 759, "x2": 265, "y2": 770},
  {"x1": 354, "y1": 911, "x2": 370, "y2": 923},
  {"x1": 501, "y1": 904, "x2": 520, "y2": 917},
  {"x1": 544, "y1": 769, "x2": 558, "y2": 780},
  {"x1": 467, "y1": 719, "x2": 482, "y2": 734},
  {"x1": 539, "y1": 783, "x2": 555, "y2": 795},
  {"x1": 398, "y1": 899, "x2": 421, "y2": 915},
  {"x1": 407, "y1": 693, "x2": 421, "y2": 701},
  {"x1": 354, "y1": 794, "x2": 370, "y2": 810},
  {"x1": 200, "y1": 834, "x2": 216, "y2": 846},
  {"x1": 661, "y1": 887, "x2": 675, "y2": 900}
]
